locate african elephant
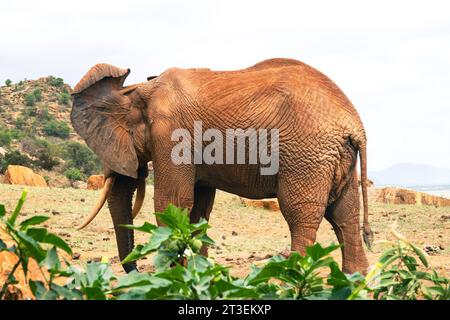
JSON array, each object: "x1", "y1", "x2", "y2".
[{"x1": 71, "y1": 58, "x2": 373, "y2": 274}]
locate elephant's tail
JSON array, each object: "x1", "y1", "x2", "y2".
[{"x1": 358, "y1": 139, "x2": 374, "y2": 250}]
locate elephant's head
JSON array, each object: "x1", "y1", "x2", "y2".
[{"x1": 71, "y1": 64, "x2": 154, "y2": 272}]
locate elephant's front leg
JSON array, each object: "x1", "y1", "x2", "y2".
[
  {"x1": 190, "y1": 185, "x2": 216, "y2": 256},
  {"x1": 153, "y1": 163, "x2": 196, "y2": 220}
]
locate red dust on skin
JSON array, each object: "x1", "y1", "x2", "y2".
[{"x1": 70, "y1": 58, "x2": 372, "y2": 274}]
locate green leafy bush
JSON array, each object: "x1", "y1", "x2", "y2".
[
  {"x1": 5, "y1": 79, "x2": 12, "y2": 87},
  {"x1": 0, "y1": 150, "x2": 33, "y2": 173},
  {"x1": 64, "y1": 167, "x2": 85, "y2": 181},
  {"x1": 62, "y1": 141, "x2": 101, "y2": 176},
  {"x1": 24, "y1": 93, "x2": 36, "y2": 106},
  {"x1": 1, "y1": 196, "x2": 449, "y2": 300},
  {"x1": 23, "y1": 105, "x2": 38, "y2": 117},
  {"x1": 14, "y1": 116, "x2": 26, "y2": 130},
  {"x1": 43, "y1": 120, "x2": 70, "y2": 139},
  {"x1": 32, "y1": 88, "x2": 42, "y2": 102},
  {"x1": 58, "y1": 92, "x2": 71, "y2": 106},
  {"x1": 0, "y1": 126, "x2": 22, "y2": 146},
  {"x1": 0, "y1": 128, "x2": 13, "y2": 147},
  {"x1": 37, "y1": 105, "x2": 52, "y2": 122},
  {"x1": 48, "y1": 76, "x2": 64, "y2": 88}
]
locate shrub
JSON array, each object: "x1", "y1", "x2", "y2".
[
  {"x1": 37, "y1": 105, "x2": 51, "y2": 121},
  {"x1": 0, "y1": 128, "x2": 12, "y2": 147},
  {"x1": 14, "y1": 116, "x2": 26, "y2": 130},
  {"x1": 24, "y1": 93, "x2": 36, "y2": 106},
  {"x1": 43, "y1": 120, "x2": 70, "y2": 139},
  {"x1": 5, "y1": 79, "x2": 12, "y2": 87},
  {"x1": 48, "y1": 76, "x2": 64, "y2": 88},
  {"x1": 32, "y1": 88, "x2": 42, "y2": 102},
  {"x1": 64, "y1": 167, "x2": 85, "y2": 181},
  {"x1": 23, "y1": 105, "x2": 38, "y2": 117},
  {"x1": 58, "y1": 92, "x2": 71, "y2": 105},
  {"x1": 0, "y1": 126, "x2": 22, "y2": 147},
  {"x1": 0, "y1": 150, "x2": 33, "y2": 173},
  {"x1": 62, "y1": 141, "x2": 101, "y2": 176},
  {"x1": 32, "y1": 147, "x2": 60, "y2": 171}
]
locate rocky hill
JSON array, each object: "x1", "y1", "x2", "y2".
[{"x1": 0, "y1": 77, "x2": 101, "y2": 187}]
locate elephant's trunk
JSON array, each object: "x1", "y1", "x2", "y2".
[{"x1": 107, "y1": 174, "x2": 137, "y2": 273}]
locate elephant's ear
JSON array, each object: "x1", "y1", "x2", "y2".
[{"x1": 71, "y1": 64, "x2": 139, "y2": 179}]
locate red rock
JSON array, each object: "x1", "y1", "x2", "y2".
[
  {"x1": 87, "y1": 175, "x2": 104, "y2": 190},
  {"x1": 376, "y1": 187, "x2": 450, "y2": 207},
  {"x1": 4, "y1": 165, "x2": 47, "y2": 187}
]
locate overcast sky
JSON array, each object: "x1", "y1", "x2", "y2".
[{"x1": 1, "y1": 0, "x2": 449, "y2": 171}]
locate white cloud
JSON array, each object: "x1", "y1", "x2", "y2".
[{"x1": 1, "y1": 0, "x2": 450, "y2": 170}]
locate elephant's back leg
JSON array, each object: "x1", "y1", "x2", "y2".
[
  {"x1": 276, "y1": 167, "x2": 332, "y2": 255},
  {"x1": 325, "y1": 169, "x2": 369, "y2": 274}
]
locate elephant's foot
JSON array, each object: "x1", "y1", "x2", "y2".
[{"x1": 123, "y1": 262, "x2": 137, "y2": 273}]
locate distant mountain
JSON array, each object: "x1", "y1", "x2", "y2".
[{"x1": 369, "y1": 163, "x2": 450, "y2": 187}]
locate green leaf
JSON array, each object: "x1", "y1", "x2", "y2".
[
  {"x1": 0, "y1": 239, "x2": 7, "y2": 251},
  {"x1": 51, "y1": 284, "x2": 83, "y2": 300},
  {"x1": 114, "y1": 271, "x2": 172, "y2": 291},
  {"x1": 155, "y1": 204, "x2": 190, "y2": 232},
  {"x1": 187, "y1": 254, "x2": 212, "y2": 273},
  {"x1": 305, "y1": 242, "x2": 340, "y2": 261},
  {"x1": 26, "y1": 227, "x2": 48, "y2": 241},
  {"x1": 43, "y1": 233, "x2": 72, "y2": 255},
  {"x1": 409, "y1": 243, "x2": 429, "y2": 268},
  {"x1": 8, "y1": 190, "x2": 27, "y2": 226},
  {"x1": 19, "y1": 216, "x2": 50, "y2": 230},
  {"x1": 190, "y1": 218, "x2": 210, "y2": 232},
  {"x1": 153, "y1": 251, "x2": 177, "y2": 270},
  {"x1": 146, "y1": 227, "x2": 173, "y2": 252},
  {"x1": 14, "y1": 229, "x2": 46, "y2": 262},
  {"x1": 121, "y1": 222, "x2": 157, "y2": 233},
  {"x1": 122, "y1": 244, "x2": 145, "y2": 264},
  {"x1": 197, "y1": 234, "x2": 215, "y2": 246},
  {"x1": 43, "y1": 246, "x2": 61, "y2": 271},
  {"x1": 84, "y1": 287, "x2": 107, "y2": 300},
  {"x1": 0, "y1": 204, "x2": 5, "y2": 218}
]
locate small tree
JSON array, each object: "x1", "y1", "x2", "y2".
[
  {"x1": 5, "y1": 79, "x2": 12, "y2": 87},
  {"x1": 43, "y1": 120, "x2": 70, "y2": 139},
  {"x1": 37, "y1": 105, "x2": 51, "y2": 121},
  {"x1": 48, "y1": 76, "x2": 64, "y2": 88},
  {"x1": 24, "y1": 93, "x2": 36, "y2": 106},
  {"x1": 0, "y1": 127, "x2": 12, "y2": 146},
  {"x1": 32, "y1": 88, "x2": 42, "y2": 102},
  {"x1": 64, "y1": 167, "x2": 85, "y2": 181},
  {"x1": 62, "y1": 141, "x2": 101, "y2": 176},
  {"x1": 0, "y1": 150, "x2": 33, "y2": 173},
  {"x1": 58, "y1": 92, "x2": 71, "y2": 105}
]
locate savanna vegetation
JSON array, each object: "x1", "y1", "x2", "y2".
[
  {"x1": 1, "y1": 192, "x2": 448, "y2": 300},
  {"x1": 0, "y1": 77, "x2": 102, "y2": 184}
]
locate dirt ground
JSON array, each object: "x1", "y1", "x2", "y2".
[{"x1": 0, "y1": 184, "x2": 449, "y2": 278}]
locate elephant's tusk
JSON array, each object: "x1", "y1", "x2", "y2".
[
  {"x1": 132, "y1": 177, "x2": 146, "y2": 219},
  {"x1": 76, "y1": 176, "x2": 115, "y2": 230}
]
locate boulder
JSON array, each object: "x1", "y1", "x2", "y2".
[
  {"x1": 87, "y1": 175, "x2": 104, "y2": 190},
  {"x1": 71, "y1": 180, "x2": 87, "y2": 189},
  {"x1": 0, "y1": 226, "x2": 45, "y2": 299},
  {"x1": 3, "y1": 165, "x2": 47, "y2": 187},
  {"x1": 240, "y1": 197, "x2": 280, "y2": 211},
  {"x1": 376, "y1": 187, "x2": 450, "y2": 207}
]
